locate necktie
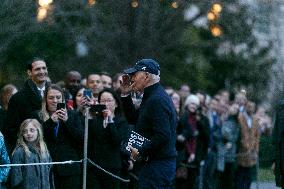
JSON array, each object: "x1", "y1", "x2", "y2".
[{"x1": 39, "y1": 89, "x2": 44, "y2": 97}]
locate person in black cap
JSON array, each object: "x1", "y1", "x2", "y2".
[{"x1": 120, "y1": 59, "x2": 177, "y2": 189}]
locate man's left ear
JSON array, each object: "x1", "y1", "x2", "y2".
[
  {"x1": 27, "y1": 70, "x2": 32, "y2": 77},
  {"x1": 145, "y1": 73, "x2": 149, "y2": 79}
]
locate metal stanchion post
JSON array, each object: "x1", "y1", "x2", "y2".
[
  {"x1": 256, "y1": 156, "x2": 259, "y2": 189},
  {"x1": 83, "y1": 107, "x2": 90, "y2": 189}
]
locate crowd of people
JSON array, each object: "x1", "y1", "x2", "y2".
[
  {"x1": 0, "y1": 58, "x2": 274, "y2": 189},
  {"x1": 169, "y1": 87, "x2": 272, "y2": 189}
]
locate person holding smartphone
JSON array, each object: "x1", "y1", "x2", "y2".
[
  {"x1": 73, "y1": 87, "x2": 95, "y2": 111},
  {"x1": 120, "y1": 59, "x2": 177, "y2": 189},
  {"x1": 38, "y1": 84, "x2": 84, "y2": 189},
  {"x1": 87, "y1": 88, "x2": 129, "y2": 189}
]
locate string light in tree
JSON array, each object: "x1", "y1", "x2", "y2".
[
  {"x1": 131, "y1": 1, "x2": 139, "y2": 8},
  {"x1": 171, "y1": 1, "x2": 178, "y2": 9},
  {"x1": 37, "y1": 8, "x2": 47, "y2": 22},
  {"x1": 212, "y1": 3, "x2": 222, "y2": 14},
  {"x1": 207, "y1": 12, "x2": 217, "y2": 21},
  {"x1": 207, "y1": 2, "x2": 223, "y2": 37},
  {"x1": 38, "y1": 0, "x2": 53, "y2": 7},
  {"x1": 210, "y1": 25, "x2": 222, "y2": 37},
  {"x1": 88, "y1": 0, "x2": 96, "y2": 6},
  {"x1": 37, "y1": 0, "x2": 53, "y2": 22}
]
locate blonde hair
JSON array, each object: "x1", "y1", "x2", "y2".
[
  {"x1": 14, "y1": 119, "x2": 50, "y2": 159},
  {"x1": 38, "y1": 84, "x2": 65, "y2": 122}
]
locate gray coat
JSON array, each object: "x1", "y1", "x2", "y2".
[
  {"x1": 10, "y1": 146, "x2": 54, "y2": 189},
  {"x1": 216, "y1": 116, "x2": 240, "y2": 171}
]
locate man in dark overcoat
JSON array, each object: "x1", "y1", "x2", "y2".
[
  {"x1": 4, "y1": 58, "x2": 49, "y2": 154},
  {"x1": 120, "y1": 59, "x2": 177, "y2": 189}
]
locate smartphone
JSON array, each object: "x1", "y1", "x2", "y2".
[
  {"x1": 90, "y1": 104, "x2": 106, "y2": 116},
  {"x1": 83, "y1": 89, "x2": 93, "y2": 98},
  {"x1": 56, "y1": 103, "x2": 66, "y2": 110},
  {"x1": 122, "y1": 74, "x2": 131, "y2": 86}
]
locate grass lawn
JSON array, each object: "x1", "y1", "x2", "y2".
[{"x1": 257, "y1": 168, "x2": 275, "y2": 182}]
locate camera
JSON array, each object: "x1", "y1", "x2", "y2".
[
  {"x1": 56, "y1": 103, "x2": 66, "y2": 110},
  {"x1": 89, "y1": 104, "x2": 106, "y2": 117}
]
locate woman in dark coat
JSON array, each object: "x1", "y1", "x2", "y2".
[
  {"x1": 38, "y1": 84, "x2": 84, "y2": 189},
  {"x1": 87, "y1": 88, "x2": 129, "y2": 189},
  {"x1": 178, "y1": 95, "x2": 210, "y2": 189}
]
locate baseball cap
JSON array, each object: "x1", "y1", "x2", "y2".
[{"x1": 124, "y1": 59, "x2": 160, "y2": 75}]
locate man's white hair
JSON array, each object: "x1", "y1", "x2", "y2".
[
  {"x1": 184, "y1": 94, "x2": 200, "y2": 107},
  {"x1": 148, "y1": 73, "x2": 160, "y2": 85}
]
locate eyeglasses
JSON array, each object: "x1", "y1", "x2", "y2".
[{"x1": 100, "y1": 99, "x2": 114, "y2": 103}]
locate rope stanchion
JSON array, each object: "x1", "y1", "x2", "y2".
[
  {"x1": 0, "y1": 160, "x2": 83, "y2": 167},
  {"x1": 87, "y1": 158, "x2": 130, "y2": 183},
  {"x1": 128, "y1": 172, "x2": 139, "y2": 181},
  {"x1": 82, "y1": 107, "x2": 90, "y2": 189}
]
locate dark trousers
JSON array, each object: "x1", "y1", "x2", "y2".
[
  {"x1": 175, "y1": 166, "x2": 199, "y2": 189},
  {"x1": 203, "y1": 151, "x2": 216, "y2": 189},
  {"x1": 235, "y1": 166, "x2": 252, "y2": 189},
  {"x1": 87, "y1": 168, "x2": 120, "y2": 189},
  {"x1": 215, "y1": 163, "x2": 236, "y2": 189},
  {"x1": 138, "y1": 159, "x2": 176, "y2": 189},
  {"x1": 187, "y1": 167, "x2": 199, "y2": 189},
  {"x1": 54, "y1": 174, "x2": 81, "y2": 189},
  {"x1": 175, "y1": 178, "x2": 187, "y2": 189}
]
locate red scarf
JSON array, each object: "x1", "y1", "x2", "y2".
[{"x1": 186, "y1": 113, "x2": 197, "y2": 155}]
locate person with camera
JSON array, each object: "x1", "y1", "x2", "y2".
[
  {"x1": 177, "y1": 94, "x2": 210, "y2": 189},
  {"x1": 120, "y1": 59, "x2": 177, "y2": 189},
  {"x1": 87, "y1": 88, "x2": 129, "y2": 189},
  {"x1": 72, "y1": 87, "x2": 95, "y2": 115},
  {"x1": 38, "y1": 84, "x2": 84, "y2": 189},
  {"x1": 214, "y1": 103, "x2": 240, "y2": 189}
]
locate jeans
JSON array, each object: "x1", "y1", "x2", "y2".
[
  {"x1": 138, "y1": 158, "x2": 176, "y2": 189},
  {"x1": 203, "y1": 151, "x2": 216, "y2": 189}
]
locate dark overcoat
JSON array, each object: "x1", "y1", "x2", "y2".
[
  {"x1": 88, "y1": 115, "x2": 129, "y2": 170},
  {"x1": 5, "y1": 79, "x2": 48, "y2": 153},
  {"x1": 179, "y1": 111, "x2": 210, "y2": 166},
  {"x1": 272, "y1": 102, "x2": 284, "y2": 187},
  {"x1": 43, "y1": 110, "x2": 84, "y2": 177}
]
